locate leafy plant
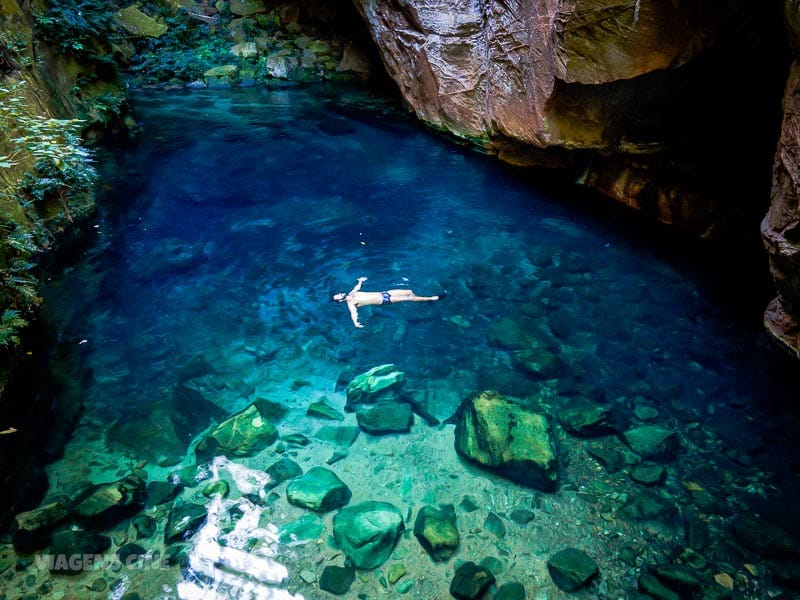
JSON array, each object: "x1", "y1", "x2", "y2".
[
  {"x1": 0, "y1": 81, "x2": 96, "y2": 347},
  {"x1": 33, "y1": 0, "x2": 119, "y2": 59}
]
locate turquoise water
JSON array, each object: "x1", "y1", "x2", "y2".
[{"x1": 11, "y1": 85, "x2": 800, "y2": 598}]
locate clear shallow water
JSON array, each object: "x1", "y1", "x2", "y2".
[{"x1": 12, "y1": 85, "x2": 800, "y2": 598}]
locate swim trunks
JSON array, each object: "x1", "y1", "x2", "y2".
[{"x1": 381, "y1": 291, "x2": 391, "y2": 304}]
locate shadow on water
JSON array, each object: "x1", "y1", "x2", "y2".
[{"x1": 8, "y1": 83, "x2": 800, "y2": 598}]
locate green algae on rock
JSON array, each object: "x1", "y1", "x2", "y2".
[
  {"x1": 454, "y1": 390, "x2": 558, "y2": 491},
  {"x1": 195, "y1": 398, "x2": 278, "y2": 459},
  {"x1": 114, "y1": 6, "x2": 168, "y2": 38},
  {"x1": 449, "y1": 561, "x2": 495, "y2": 600},
  {"x1": 413, "y1": 503, "x2": 460, "y2": 561}
]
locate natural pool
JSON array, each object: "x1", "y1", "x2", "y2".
[{"x1": 7, "y1": 84, "x2": 800, "y2": 599}]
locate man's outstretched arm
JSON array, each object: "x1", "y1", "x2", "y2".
[
  {"x1": 347, "y1": 302, "x2": 363, "y2": 328},
  {"x1": 348, "y1": 276, "x2": 367, "y2": 295}
]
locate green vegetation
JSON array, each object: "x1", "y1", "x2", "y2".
[
  {"x1": 33, "y1": 0, "x2": 119, "y2": 59},
  {"x1": 0, "y1": 81, "x2": 97, "y2": 348}
]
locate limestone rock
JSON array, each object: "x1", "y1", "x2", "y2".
[
  {"x1": 763, "y1": 60, "x2": 800, "y2": 361},
  {"x1": 622, "y1": 425, "x2": 679, "y2": 460},
  {"x1": 115, "y1": 6, "x2": 168, "y2": 38},
  {"x1": 11, "y1": 502, "x2": 69, "y2": 552},
  {"x1": 195, "y1": 398, "x2": 278, "y2": 459},
  {"x1": 231, "y1": 42, "x2": 258, "y2": 59},
  {"x1": 587, "y1": 437, "x2": 642, "y2": 471},
  {"x1": 547, "y1": 548, "x2": 599, "y2": 592},
  {"x1": 332, "y1": 501, "x2": 404, "y2": 569},
  {"x1": 453, "y1": 390, "x2": 558, "y2": 491},
  {"x1": 286, "y1": 467, "x2": 351, "y2": 512},
  {"x1": 449, "y1": 561, "x2": 495, "y2": 600},
  {"x1": 413, "y1": 504, "x2": 459, "y2": 561},
  {"x1": 345, "y1": 364, "x2": 405, "y2": 411},
  {"x1": 71, "y1": 474, "x2": 146, "y2": 526},
  {"x1": 631, "y1": 463, "x2": 667, "y2": 486},
  {"x1": 356, "y1": 402, "x2": 413, "y2": 434},
  {"x1": 164, "y1": 502, "x2": 207, "y2": 544}
]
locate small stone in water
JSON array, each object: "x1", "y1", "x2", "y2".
[{"x1": 299, "y1": 569, "x2": 316, "y2": 584}]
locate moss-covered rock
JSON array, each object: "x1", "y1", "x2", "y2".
[
  {"x1": 195, "y1": 398, "x2": 278, "y2": 459},
  {"x1": 115, "y1": 6, "x2": 168, "y2": 38},
  {"x1": 454, "y1": 390, "x2": 558, "y2": 491},
  {"x1": 286, "y1": 466, "x2": 351, "y2": 512},
  {"x1": 345, "y1": 364, "x2": 405, "y2": 411},
  {"x1": 413, "y1": 504, "x2": 459, "y2": 561},
  {"x1": 547, "y1": 548, "x2": 599, "y2": 592}
]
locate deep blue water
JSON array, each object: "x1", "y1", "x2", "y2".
[{"x1": 19, "y1": 84, "x2": 800, "y2": 598}]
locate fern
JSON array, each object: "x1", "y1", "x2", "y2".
[{"x1": 0, "y1": 310, "x2": 27, "y2": 348}]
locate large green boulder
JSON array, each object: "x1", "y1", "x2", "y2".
[
  {"x1": 286, "y1": 467, "x2": 351, "y2": 512},
  {"x1": 413, "y1": 504, "x2": 460, "y2": 561},
  {"x1": 333, "y1": 501, "x2": 404, "y2": 569},
  {"x1": 229, "y1": 0, "x2": 267, "y2": 16},
  {"x1": 345, "y1": 364, "x2": 405, "y2": 411},
  {"x1": 454, "y1": 391, "x2": 558, "y2": 491},
  {"x1": 195, "y1": 399, "x2": 278, "y2": 459}
]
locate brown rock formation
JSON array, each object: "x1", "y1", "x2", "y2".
[
  {"x1": 762, "y1": 4, "x2": 800, "y2": 360},
  {"x1": 352, "y1": 0, "x2": 786, "y2": 235}
]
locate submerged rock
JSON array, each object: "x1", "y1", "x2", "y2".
[
  {"x1": 454, "y1": 390, "x2": 558, "y2": 491},
  {"x1": 622, "y1": 426, "x2": 679, "y2": 460},
  {"x1": 164, "y1": 502, "x2": 207, "y2": 544},
  {"x1": 145, "y1": 480, "x2": 181, "y2": 507},
  {"x1": 286, "y1": 467, "x2": 351, "y2": 512},
  {"x1": 11, "y1": 502, "x2": 69, "y2": 552},
  {"x1": 413, "y1": 504, "x2": 460, "y2": 561},
  {"x1": 558, "y1": 401, "x2": 613, "y2": 437},
  {"x1": 345, "y1": 364, "x2": 405, "y2": 411},
  {"x1": 547, "y1": 548, "x2": 599, "y2": 592},
  {"x1": 494, "y1": 581, "x2": 526, "y2": 600},
  {"x1": 265, "y1": 458, "x2": 303, "y2": 490},
  {"x1": 356, "y1": 402, "x2": 413, "y2": 434},
  {"x1": 333, "y1": 501, "x2": 404, "y2": 569},
  {"x1": 586, "y1": 437, "x2": 641, "y2": 471},
  {"x1": 638, "y1": 572, "x2": 681, "y2": 600},
  {"x1": 195, "y1": 398, "x2": 279, "y2": 460},
  {"x1": 49, "y1": 530, "x2": 111, "y2": 574},
  {"x1": 314, "y1": 425, "x2": 360, "y2": 447},
  {"x1": 732, "y1": 513, "x2": 798, "y2": 558},
  {"x1": 319, "y1": 564, "x2": 356, "y2": 595},
  {"x1": 307, "y1": 399, "x2": 344, "y2": 421},
  {"x1": 449, "y1": 561, "x2": 495, "y2": 599},
  {"x1": 278, "y1": 514, "x2": 324, "y2": 545},
  {"x1": 71, "y1": 474, "x2": 146, "y2": 526}
]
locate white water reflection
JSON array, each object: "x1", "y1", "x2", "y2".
[{"x1": 177, "y1": 458, "x2": 302, "y2": 600}]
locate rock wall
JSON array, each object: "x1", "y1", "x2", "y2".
[
  {"x1": 351, "y1": 0, "x2": 795, "y2": 355},
  {"x1": 352, "y1": 0, "x2": 787, "y2": 235},
  {"x1": 762, "y1": 2, "x2": 800, "y2": 360}
]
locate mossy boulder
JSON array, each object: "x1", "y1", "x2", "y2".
[
  {"x1": 558, "y1": 401, "x2": 613, "y2": 437},
  {"x1": 345, "y1": 364, "x2": 405, "y2": 411},
  {"x1": 115, "y1": 6, "x2": 168, "y2": 38},
  {"x1": 203, "y1": 65, "x2": 239, "y2": 86},
  {"x1": 333, "y1": 501, "x2": 404, "y2": 569},
  {"x1": 286, "y1": 467, "x2": 351, "y2": 512},
  {"x1": 195, "y1": 398, "x2": 278, "y2": 460},
  {"x1": 450, "y1": 561, "x2": 495, "y2": 599},
  {"x1": 229, "y1": 0, "x2": 267, "y2": 16},
  {"x1": 454, "y1": 390, "x2": 558, "y2": 491},
  {"x1": 413, "y1": 504, "x2": 460, "y2": 561}
]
